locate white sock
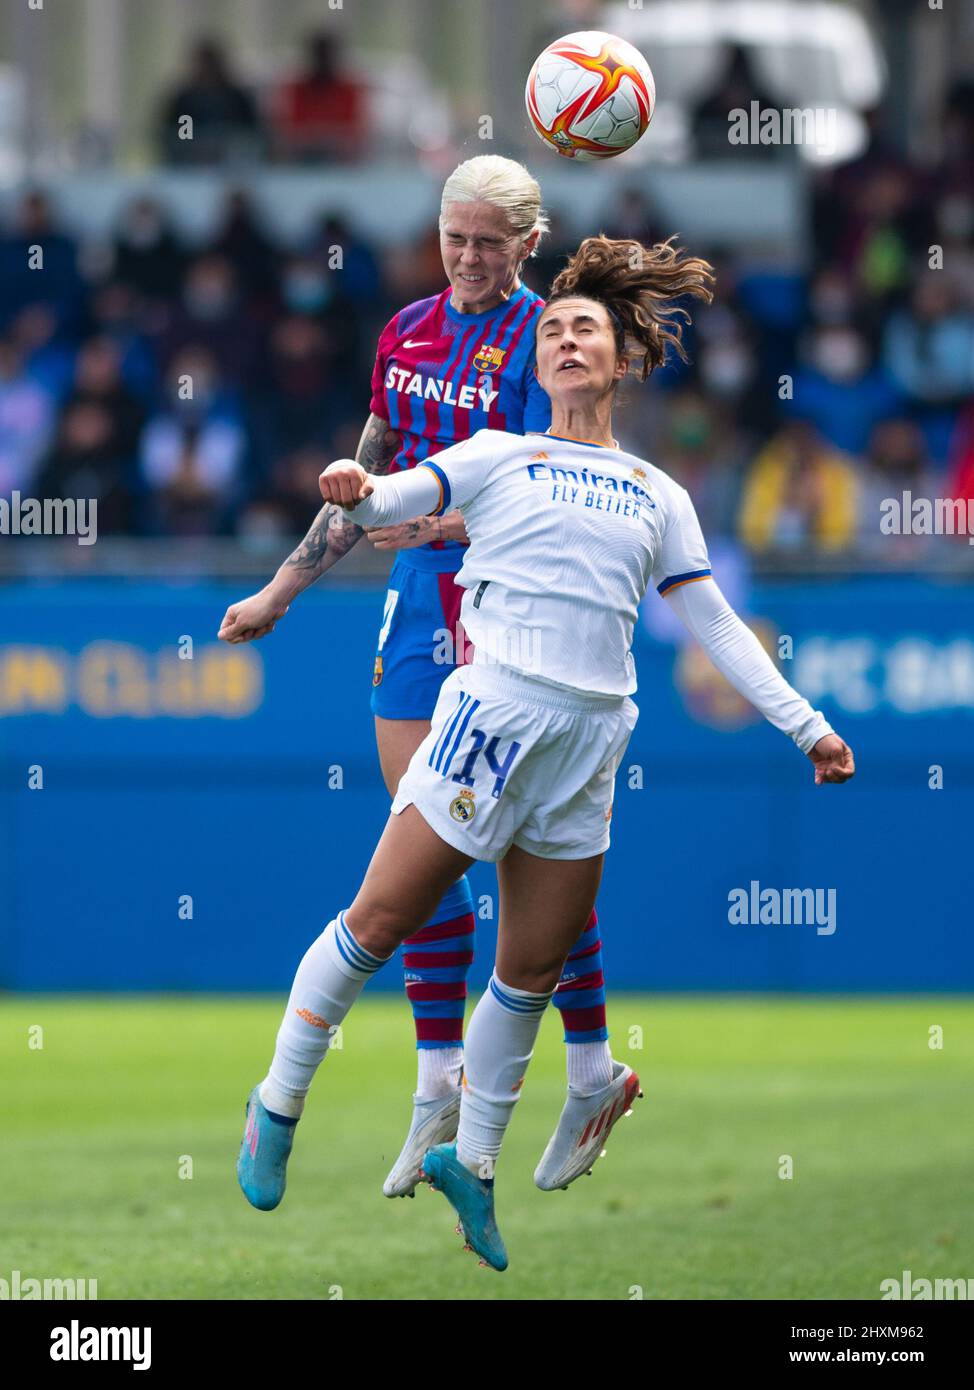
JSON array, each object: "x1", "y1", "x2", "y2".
[
  {"x1": 456, "y1": 972, "x2": 553, "y2": 1178},
  {"x1": 416, "y1": 1046, "x2": 463, "y2": 1101},
  {"x1": 567, "y1": 1039, "x2": 614, "y2": 1096},
  {"x1": 259, "y1": 912, "x2": 388, "y2": 1119}
]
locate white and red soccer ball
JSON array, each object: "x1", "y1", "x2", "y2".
[{"x1": 525, "y1": 30, "x2": 655, "y2": 161}]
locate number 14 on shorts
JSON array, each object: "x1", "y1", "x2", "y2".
[{"x1": 450, "y1": 728, "x2": 521, "y2": 799}]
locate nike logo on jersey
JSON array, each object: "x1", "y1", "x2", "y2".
[
  {"x1": 384, "y1": 365, "x2": 499, "y2": 411},
  {"x1": 402, "y1": 339, "x2": 434, "y2": 348}
]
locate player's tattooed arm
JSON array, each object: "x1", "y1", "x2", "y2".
[
  {"x1": 282, "y1": 413, "x2": 402, "y2": 585},
  {"x1": 217, "y1": 414, "x2": 400, "y2": 645},
  {"x1": 365, "y1": 509, "x2": 469, "y2": 551}
]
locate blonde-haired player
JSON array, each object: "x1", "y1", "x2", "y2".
[{"x1": 222, "y1": 158, "x2": 638, "y2": 1198}]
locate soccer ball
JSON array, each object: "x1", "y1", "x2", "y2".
[{"x1": 525, "y1": 30, "x2": 655, "y2": 161}]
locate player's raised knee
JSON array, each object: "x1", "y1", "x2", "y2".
[
  {"x1": 345, "y1": 899, "x2": 415, "y2": 958},
  {"x1": 501, "y1": 960, "x2": 564, "y2": 996}
]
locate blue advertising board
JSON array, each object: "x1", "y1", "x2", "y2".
[{"x1": 1, "y1": 575, "x2": 971, "y2": 992}]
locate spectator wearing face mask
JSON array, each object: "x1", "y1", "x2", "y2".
[
  {"x1": 154, "y1": 255, "x2": 261, "y2": 392},
  {"x1": 303, "y1": 212, "x2": 382, "y2": 307},
  {"x1": 804, "y1": 264, "x2": 887, "y2": 349},
  {"x1": 808, "y1": 266, "x2": 859, "y2": 326},
  {"x1": 696, "y1": 322, "x2": 771, "y2": 432},
  {"x1": 113, "y1": 198, "x2": 186, "y2": 303},
  {"x1": 695, "y1": 258, "x2": 786, "y2": 432},
  {"x1": 278, "y1": 254, "x2": 363, "y2": 375},
  {"x1": 138, "y1": 347, "x2": 247, "y2": 535},
  {"x1": 883, "y1": 275, "x2": 974, "y2": 466},
  {"x1": 279, "y1": 256, "x2": 335, "y2": 319},
  {"x1": 787, "y1": 324, "x2": 902, "y2": 455},
  {"x1": 884, "y1": 276, "x2": 974, "y2": 404},
  {"x1": 737, "y1": 420, "x2": 859, "y2": 553}
]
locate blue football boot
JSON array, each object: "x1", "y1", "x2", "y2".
[
  {"x1": 236, "y1": 1086, "x2": 298, "y2": 1211},
  {"x1": 421, "y1": 1142, "x2": 508, "y2": 1271}
]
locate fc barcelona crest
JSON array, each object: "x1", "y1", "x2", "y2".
[{"x1": 472, "y1": 343, "x2": 507, "y2": 373}]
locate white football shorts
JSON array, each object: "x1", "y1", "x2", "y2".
[{"x1": 391, "y1": 658, "x2": 638, "y2": 862}]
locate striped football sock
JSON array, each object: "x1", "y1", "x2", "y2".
[
  {"x1": 401, "y1": 876, "x2": 475, "y2": 1099},
  {"x1": 552, "y1": 908, "x2": 614, "y2": 1096},
  {"x1": 455, "y1": 971, "x2": 553, "y2": 1177},
  {"x1": 260, "y1": 913, "x2": 389, "y2": 1118}
]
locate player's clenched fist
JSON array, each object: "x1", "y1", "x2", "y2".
[
  {"x1": 218, "y1": 587, "x2": 289, "y2": 643},
  {"x1": 808, "y1": 733, "x2": 856, "y2": 785},
  {"x1": 319, "y1": 459, "x2": 374, "y2": 510}
]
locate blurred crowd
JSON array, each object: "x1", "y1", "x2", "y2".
[
  {"x1": 0, "y1": 46, "x2": 972, "y2": 565},
  {"x1": 156, "y1": 34, "x2": 370, "y2": 167},
  {"x1": 601, "y1": 82, "x2": 974, "y2": 563}
]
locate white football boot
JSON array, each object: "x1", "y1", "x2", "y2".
[
  {"x1": 534, "y1": 1061, "x2": 643, "y2": 1191},
  {"x1": 383, "y1": 1089, "x2": 461, "y2": 1197}
]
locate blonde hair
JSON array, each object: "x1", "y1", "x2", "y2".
[{"x1": 439, "y1": 156, "x2": 549, "y2": 258}]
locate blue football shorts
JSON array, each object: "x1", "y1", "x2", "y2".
[{"x1": 369, "y1": 547, "x2": 470, "y2": 720}]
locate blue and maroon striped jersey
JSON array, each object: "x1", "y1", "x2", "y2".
[{"x1": 369, "y1": 284, "x2": 551, "y2": 557}]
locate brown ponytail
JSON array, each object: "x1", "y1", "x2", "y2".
[{"x1": 548, "y1": 234, "x2": 715, "y2": 380}]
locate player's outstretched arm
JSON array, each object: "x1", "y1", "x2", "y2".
[
  {"x1": 319, "y1": 459, "x2": 442, "y2": 525},
  {"x1": 218, "y1": 413, "x2": 400, "y2": 644},
  {"x1": 665, "y1": 578, "x2": 855, "y2": 784}
]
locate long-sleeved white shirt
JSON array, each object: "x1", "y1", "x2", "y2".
[{"x1": 338, "y1": 429, "x2": 834, "y2": 753}]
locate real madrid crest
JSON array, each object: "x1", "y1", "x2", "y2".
[{"x1": 449, "y1": 788, "x2": 477, "y2": 823}]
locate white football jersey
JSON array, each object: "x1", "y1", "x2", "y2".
[{"x1": 420, "y1": 428, "x2": 712, "y2": 696}]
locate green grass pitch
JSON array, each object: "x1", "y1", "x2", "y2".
[{"x1": 1, "y1": 995, "x2": 971, "y2": 1300}]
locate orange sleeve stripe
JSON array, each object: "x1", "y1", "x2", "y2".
[
  {"x1": 657, "y1": 570, "x2": 713, "y2": 597},
  {"x1": 417, "y1": 464, "x2": 445, "y2": 516}
]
